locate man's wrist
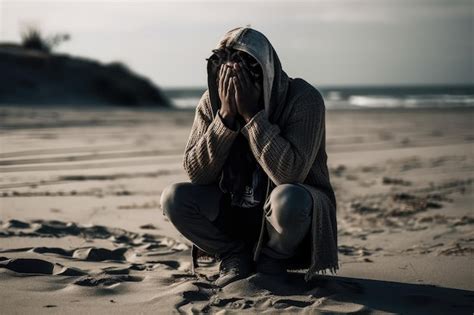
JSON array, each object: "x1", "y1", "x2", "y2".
[
  {"x1": 218, "y1": 110, "x2": 238, "y2": 131},
  {"x1": 243, "y1": 109, "x2": 263, "y2": 124}
]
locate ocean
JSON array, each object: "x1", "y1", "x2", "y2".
[{"x1": 164, "y1": 85, "x2": 474, "y2": 110}]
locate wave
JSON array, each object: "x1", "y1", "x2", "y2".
[
  {"x1": 171, "y1": 97, "x2": 200, "y2": 109},
  {"x1": 167, "y1": 86, "x2": 474, "y2": 110},
  {"x1": 346, "y1": 94, "x2": 474, "y2": 109}
]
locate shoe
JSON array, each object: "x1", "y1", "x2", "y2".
[
  {"x1": 256, "y1": 252, "x2": 288, "y2": 275},
  {"x1": 214, "y1": 250, "x2": 253, "y2": 287}
]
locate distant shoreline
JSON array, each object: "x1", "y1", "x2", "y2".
[{"x1": 163, "y1": 84, "x2": 474, "y2": 110}]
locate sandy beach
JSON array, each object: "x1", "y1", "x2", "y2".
[{"x1": 0, "y1": 105, "x2": 473, "y2": 314}]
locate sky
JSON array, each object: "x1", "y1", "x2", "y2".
[{"x1": 1, "y1": 0, "x2": 473, "y2": 88}]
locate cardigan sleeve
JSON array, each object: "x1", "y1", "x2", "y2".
[
  {"x1": 183, "y1": 91, "x2": 242, "y2": 184},
  {"x1": 240, "y1": 89, "x2": 325, "y2": 185}
]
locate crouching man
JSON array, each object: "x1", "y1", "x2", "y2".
[{"x1": 160, "y1": 26, "x2": 338, "y2": 287}]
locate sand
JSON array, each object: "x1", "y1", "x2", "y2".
[{"x1": 0, "y1": 105, "x2": 473, "y2": 314}]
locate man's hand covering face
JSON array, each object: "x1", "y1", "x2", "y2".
[{"x1": 210, "y1": 48, "x2": 264, "y2": 124}]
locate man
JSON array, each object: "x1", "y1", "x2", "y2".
[{"x1": 160, "y1": 27, "x2": 338, "y2": 287}]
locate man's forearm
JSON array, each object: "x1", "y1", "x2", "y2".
[
  {"x1": 239, "y1": 91, "x2": 324, "y2": 185},
  {"x1": 183, "y1": 107, "x2": 241, "y2": 184}
]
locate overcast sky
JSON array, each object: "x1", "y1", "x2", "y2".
[{"x1": 1, "y1": 0, "x2": 472, "y2": 87}]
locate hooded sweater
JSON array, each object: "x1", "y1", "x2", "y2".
[{"x1": 183, "y1": 27, "x2": 339, "y2": 279}]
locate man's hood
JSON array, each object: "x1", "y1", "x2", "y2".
[{"x1": 206, "y1": 27, "x2": 290, "y2": 123}]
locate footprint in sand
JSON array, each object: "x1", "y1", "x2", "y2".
[
  {"x1": 0, "y1": 258, "x2": 56, "y2": 274},
  {"x1": 0, "y1": 257, "x2": 87, "y2": 276},
  {"x1": 0, "y1": 256, "x2": 145, "y2": 287},
  {"x1": 3, "y1": 219, "x2": 31, "y2": 229},
  {"x1": 73, "y1": 274, "x2": 143, "y2": 287},
  {"x1": 72, "y1": 247, "x2": 133, "y2": 262},
  {"x1": 0, "y1": 218, "x2": 189, "y2": 292},
  {"x1": 30, "y1": 247, "x2": 73, "y2": 257}
]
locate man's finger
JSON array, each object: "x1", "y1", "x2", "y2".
[
  {"x1": 228, "y1": 79, "x2": 236, "y2": 106},
  {"x1": 239, "y1": 64, "x2": 253, "y2": 89},
  {"x1": 220, "y1": 66, "x2": 228, "y2": 95},
  {"x1": 235, "y1": 62, "x2": 251, "y2": 89},
  {"x1": 218, "y1": 63, "x2": 222, "y2": 78},
  {"x1": 233, "y1": 77, "x2": 244, "y2": 116},
  {"x1": 234, "y1": 64, "x2": 246, "y2": 91},
  {"x1": 233, "y1": 77, "x2": 241, "y2": 99},
  {"x1": 223, "y1": 66, "x2": 232, "y2": 95},
  {"x1": 218, "y1": 65, "x2": 225, "y2": 94}
]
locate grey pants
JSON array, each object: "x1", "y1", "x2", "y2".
[{"x1": 160, "y1": 181, "x2": 312, "y2": 260}]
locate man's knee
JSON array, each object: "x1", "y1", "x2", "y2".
[
  {"x1": 268, "y1": 183, "x2": 312, "y2": 228},
  {"x1": 160, "y1": 182, "x2": 192, "y2": 220}
]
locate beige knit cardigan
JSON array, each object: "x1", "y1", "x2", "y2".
[{"x1": 183, "y1": 78, "x2": 338, "y2": 279}]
